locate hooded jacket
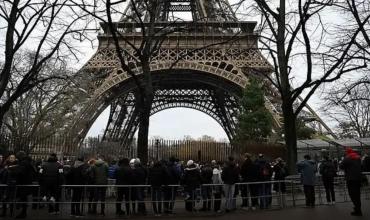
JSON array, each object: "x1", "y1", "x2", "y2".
[
  {"x1": 91, "y1": 159, "x2": 109, "y2": 185},
  {"x1": 340, "y1": 148, "x2": 362, "y2": 182},
  {"x1": 296, "y1": 159, "x2": 317, "y2": 186}
]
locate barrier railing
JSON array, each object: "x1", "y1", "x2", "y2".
[{"x1": 0, "y1": 173, "x2": 369, "y2": 218}]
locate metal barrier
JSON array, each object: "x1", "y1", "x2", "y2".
[{"x1": 0, "y1": 173, "x2": 369, "y2": 218}]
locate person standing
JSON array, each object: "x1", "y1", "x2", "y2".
[
  {"x1": 67, "y1": 157, "x2": 89, "y2": 217},
  {"x1": 15, "y1": 151, "x2": 36, "y2": 219},
  {"x1": 164, "y1": 157, "x2": 181, "y2": 214},
  {"x1": 211, "y1": 161, "x2": 223, "y2": 213},
  {"x1": 181, "y1": 160, "x2": 201, "y2": 212},
  {"x1": 115, "y1": 158, "x2": 134, "y2": 216},
  {"x1": 221, "y1": 156, "x2": 240, "y2": 212},
  {"x1": 296, "y1": 154, "x2": 317, "y2": 207},
  {"x1": 39, "y1": 153, "x2": 64, "y2": 215},
  {"x1": 200, "y1": 163, "x2": 213, "y2": 211},
  {"x1": 0, "y1": 155, "x2": 18, "y2": 217},
  {"x1": 340, "y1": 148, "x2": 363, "y2": 216},
  {"x1": 319, "y1": 155, "x2": 337, "y2": 205},
  {"x1": 91, "y1": 158, "x2": 109, "y2": 216},
  {"x1": 240, "y1": 153, "x2": 260, "y2": 210},
  {"x1": 133, "y1": 158, "x2": 147, "y2": 215},
  {"x1": 148, "y1": 161, "x2": 168, "y2": 216},
  {"x1": 255, "y1": 154, "x2": 273, "y2": 209}
]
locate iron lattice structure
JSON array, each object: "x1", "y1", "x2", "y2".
[{"x1": 70, "y1": 0, "x2": 334, "y2": 149}]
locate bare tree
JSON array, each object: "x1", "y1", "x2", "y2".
[
  {"x1": 1, "y1": 50, "x2": 84, "y2": 151},
  {"x1": 324, "y1": 78, "x2": 370, "y2": 138},
  {"x1": 0, "y1": 0, "x2": 92, "y2": 126},
  {"x1": 234, "y1": 0, "x2": 368, "y2": 172}
]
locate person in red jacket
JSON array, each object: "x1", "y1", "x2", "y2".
[{"x1": 340, "y1": 148, "x2": 362, "y2": 216}]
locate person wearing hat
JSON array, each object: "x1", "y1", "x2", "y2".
[
  {"x1": 181, "y1": 160, "x2": 201, "y2": 212},
  {"x1": 340, "y1": 148, "x2": 363, "y2": 216}
]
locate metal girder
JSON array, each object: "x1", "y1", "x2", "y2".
[
  {"x1": 120, "y1": 0, "x2": 236, "y2": 22},
  {"x1": 102, "y1": 85, "x2": 240, "y2": 145},
  {"x1": 68, "y1": 0, "x2": 334, "y2": 150}
]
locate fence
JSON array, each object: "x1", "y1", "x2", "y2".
[
  {"x1": 0, "y1": 173, "x2": 369, "y2": 218},
  {"x1": 0, "y1": 134, "x2": 286, "y2": 162}
]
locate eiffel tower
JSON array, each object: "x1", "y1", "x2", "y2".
[{"x1": 71, "y1": 0, "x2": 334, "y2": 156}]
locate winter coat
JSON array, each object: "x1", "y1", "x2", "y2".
[
  {"x1": 221, "y1": 161, "x2": 239, "y2": 185},
  {"x1": 148, "y1": 163, "x2": 168, "y2": 187},
  {"x1": 340, "y1": 151, "x2": 362, "y2": 182},
  {"x1": 108, "y1": 164, "x2": 118, "y2": 179},
  {"x1": 255, "y1": 159, "x2": 273, "y2": 181},
  {"x1": 2, "y1": 162, "x2": 19, "y2": 186},
  {"x1": 133, "y1": 165, "x2": 147, "y2": 185},
  {"x1": 240, "y1": 158, "x2": 260, "y2": 182},
  {"x1": 296, "y1": 160, "x2": 317, "y2": 186},
  {"x1": 67, "y1": 161, "x2": 89, "y2": 185},
  {"x1": 91, "y1": 159, "x2": 109, "y2": 185},
  {"x1": 166, "y1": 162, "x2": 181, "y2": 185},
  {"x1": 115, "y1": 164, "x2": 134, "y2": 185},
  {"x1": 319, "y1": 160, "x2": 337, "y2": 179},
  {"x1": 200, "y1": 165, "x2": 213, "y2": 184},
  {"x1": 16, "y1": 156, "x2": 36, "y2": 186},
  {"x1": 362, "y1": 156, "x2": 370, "y2": 172},
  {"x1": 40, "y1": 159, "x2": 64, "y2": 186},
  {"x1": 181, "y1": 165, "x2": 201, "y2": 191},
  {"x1": 273, "y1": 163, "x2": 288, "y2": 180}
]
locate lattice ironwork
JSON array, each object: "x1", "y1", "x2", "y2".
[{"x1": 68, "y1": 0, "x2": 335, "y2": 149}]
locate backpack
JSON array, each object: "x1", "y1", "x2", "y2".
[
  {"x1": 261, "y1": 163, "x2": 271, "y2": 177},
  {"x1": 322, "y1": 162, "x2": 336, "y2": 178}
]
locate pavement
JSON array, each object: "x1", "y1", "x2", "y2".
[{"x1": 6, "y1": 199, "x2": 368, "y2": 220}]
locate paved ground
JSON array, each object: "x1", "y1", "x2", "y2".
[{"x1": 7, "y1": 199, "x2": 368, "y2": 220}]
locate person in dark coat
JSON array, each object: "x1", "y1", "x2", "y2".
[
  {"x1": 148, "y1": 161, "x2": 168, "y2": 216},
  {"x1": 67, "y1": 157, "x2": 89, "y2": 217},
  {"x1": 115, "y1": 158, "x2": 134, "y2": 216},
  {"x1": 163, "y1": 157, "x2": 181, "y2": 214},
  {"x1": 340, "y1": 148, "x2": 363, "y2": 216},
  {"x1": 132, "y1": 158, "x2": 147, "y2": 215},
  {"x1": 319, "y1": 155, "x2": 337, "y2": 205},
  {"x1": 0, "y1": 156, "x2": 18, "y2": 217},
  {"x1": 221, "y1": 156, "x2": 239, "y2": 212},
  {"x1": 15, "y1": 151, "x2": 36, "y2": 219},
  {"x1": 240, "y1": 153, "x2": 260, "y2": 210},
  {"x1": 255, "y1": 154, "x2": 273, "y2": 209},
  {"x1": 181, "y1": 160, "x2": 201, "y2": 212},
  {"x1": 363, "y1": 153, "x2": 370, "y2": 172},
  {"x1": 297, "y1": 154, "x2": 317, "y2": 208},
  {"x1": 90, "y1": 158, "x2": 109, "y2": 216},
  {"x1": 273, "y1": 158, "x2": 288, "y2": 190},
  {"x1": 39, "y1": 153, "x2": 64, "y2": 214},
  {"x1": 200, "y1": 163, "x2": 213, "y2": 211}
]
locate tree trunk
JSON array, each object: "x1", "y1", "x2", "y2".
[
  {"x1": 136, "y1": 61, "x2": 154, "y2": 165},
  {"x1": 137, "y1": 98, "x2": 151, "y2": 165},
  {"x1": 282, "y1": 100, "x2": 298, "y2": 175}
]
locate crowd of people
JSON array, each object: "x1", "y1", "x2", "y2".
[{"x1": 0, "y1": 149, "x2": 368, "y2": 218}]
